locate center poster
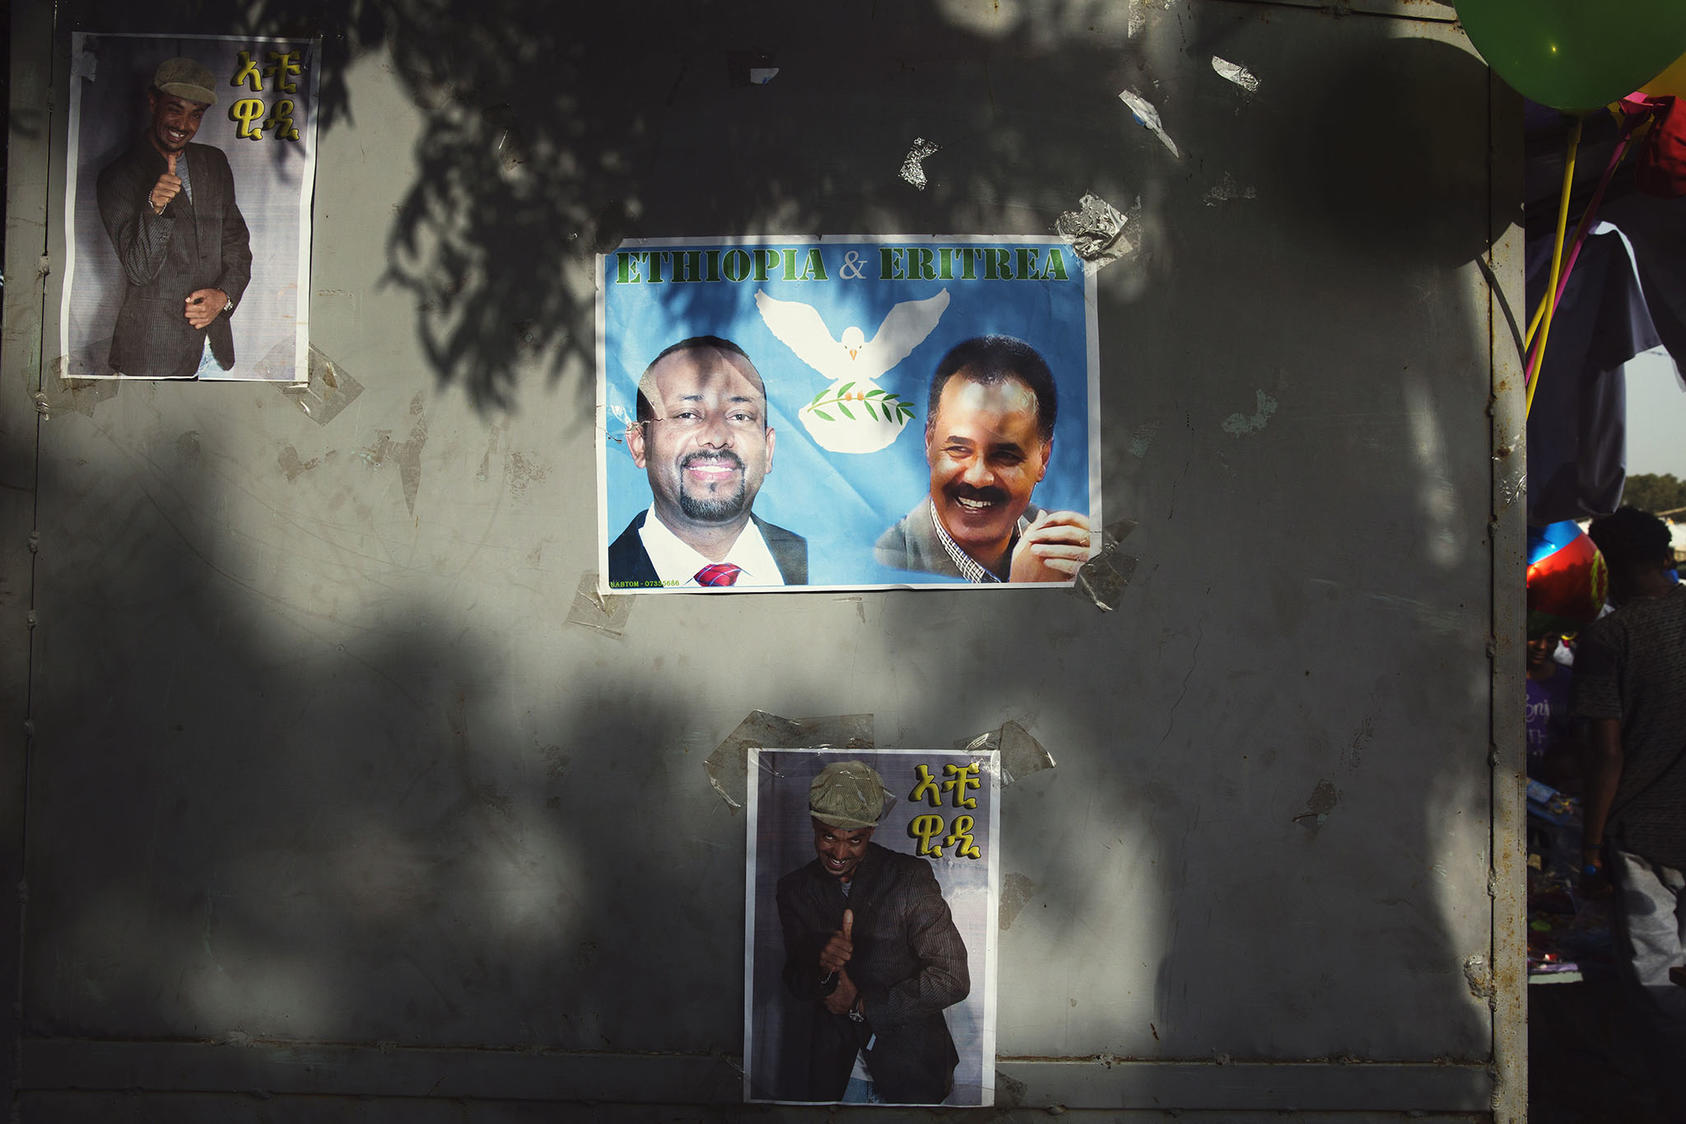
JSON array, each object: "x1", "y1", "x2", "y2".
[
  {"x1": 743, "y1": 748, "x2": 1001, "y2": 1106},
  {"x1": 596, "y1": 236, "x2": 1100, "y2": 592}
]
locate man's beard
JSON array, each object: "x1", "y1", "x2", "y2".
[{"x1": 678, "y1": 452, "x2": 750, "y2": 522}]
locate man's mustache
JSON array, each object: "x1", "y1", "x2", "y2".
[
  {"x1": 682, "y1": 451, "x2": 745, "y2": 470},
  {"x1": 947, "y1": 483, "x2": 1007, "y2": 504}
]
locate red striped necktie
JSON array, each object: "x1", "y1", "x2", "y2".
[{"x1": 694, "y1": 562, "x2": 742, "y2": 586}]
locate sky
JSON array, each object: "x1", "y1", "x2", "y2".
[{"x1": 1624, "y1": 347, "x2": 1686, "y2": 478}]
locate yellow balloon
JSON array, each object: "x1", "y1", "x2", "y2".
[{"x1": 1642, "y1": 50, "x2": 1686, "y2": 99}]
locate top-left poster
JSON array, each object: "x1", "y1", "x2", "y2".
[{"x1": 60, "y1": 33, "x2": 320, "y2": 382}]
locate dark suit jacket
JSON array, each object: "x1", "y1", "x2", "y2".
[
  {"x1": 874, "y1": 496, "x2": 1044, "y2": 581},
  {"x1": 607, "y1": 510, "x2": 808, "y2": 588},
  {"x1": 775, "y1": 842, "x2": 969, "y2": 1103},
  {"x1": 96, "y1": 137, "x2": 252, "y2": 378}
]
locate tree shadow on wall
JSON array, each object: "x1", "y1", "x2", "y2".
[
  {"x1": 76, "y1": 0, "x2": 1507, "y2": 412},
  {"x1": 38, "y1": 0, "x2": 1511, "y2": 1106},
  {"x1": 67, "y1": 1, "x2": 1245, "y2": 411}
]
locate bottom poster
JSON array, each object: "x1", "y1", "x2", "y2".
[{"x1": 744, "y1": 748, "x2": 999, "y2": 1105}]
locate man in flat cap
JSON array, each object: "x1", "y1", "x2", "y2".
[
  {"x1": 97, "y1": 56, "x2": 252, "y2": 378},
  {"x1": 775, "y1": 760, "x2": 969, "y2": 1103}
]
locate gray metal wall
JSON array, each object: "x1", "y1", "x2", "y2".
[{"x1": 2, "y1": 0, "x2": 1527, "y2": 1119}]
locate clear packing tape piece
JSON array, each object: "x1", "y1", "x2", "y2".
[
  {"x1": 705, "y1": 711, "x2": 876, "y2": 810},
  {"x1": 955, "y1": 719, "x2": 1055, "y2": 787},
  {"x1": 280, "y1": 345, "x2": 365, "y2": 426},
  {"x1": 1072, "y1": 519, "x2": 1139, "y2": 611},
  {"x1": 565, "y1": 571, "x2": 632, "y2": 636}
]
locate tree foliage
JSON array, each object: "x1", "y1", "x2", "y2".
[{"x1": 1622, "y1": 473, "x2": 1686, "y2": 515}]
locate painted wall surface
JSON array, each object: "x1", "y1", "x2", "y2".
[{"x1": 2, "y1": 0, "x2": 1525, "y2": 1119}]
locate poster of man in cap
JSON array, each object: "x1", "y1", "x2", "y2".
[
  {"x1": 59, "y1": 33, "x2": 319, "y2": 381},
  {"x1": 743, "y1": 748, "x2": 999, "y2": 1105}
]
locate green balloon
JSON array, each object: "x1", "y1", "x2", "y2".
[{"x1": 1457, "y1": 0, "x2": 1686, "y2": 111}]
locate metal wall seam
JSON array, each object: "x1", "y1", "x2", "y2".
[{"x1": 1484, "y1": 61, "x2": 1530, "y2": 1124}]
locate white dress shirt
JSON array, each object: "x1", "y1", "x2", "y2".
[{"x1": 637, "y1": 507, "x2": 787, "y2": 587}]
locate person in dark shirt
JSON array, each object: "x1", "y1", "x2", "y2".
[
  {"x1": 1571, "y1": 506, "x2": 1686, "y2": 1118},
  {"x1": 1525, "y1": 630, "x2": 1576, "y2": 791}
]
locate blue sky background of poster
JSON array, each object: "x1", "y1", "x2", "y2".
[
  {"x1": 602, "y1": 238, "x2": 1094, "y2": 587},
  {"x1": 62, "y1": 33, "x2": 316, "y2": 381},
  {"x1": 744, "y1": 748, "x2": 996, "y2": 1105}
]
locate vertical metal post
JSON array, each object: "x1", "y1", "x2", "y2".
[
  {"x1": 1486, "y1": 65, "x2": 1530, "y2": 1124},
  {"x1": 0, "y1": 0, "x2": 55, "y2": 1109}
]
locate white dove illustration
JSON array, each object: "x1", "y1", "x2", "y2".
[
  {"x1": 755, "y1": 289, "x2": 950, "y2": 454},
  {"x1": 755, "y1": 289, "x2": 950, "y2": 383}
]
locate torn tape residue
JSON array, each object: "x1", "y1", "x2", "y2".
[
  {"x1": 705, "y1": 711, "x2": 875, "y2": 810},
  {"x1": 1128, "y1": 421, "x2": 1160, "y2": 458},
  {"x1": 1117, "y1": 90, "x2": 1181, "y2": 159},
  {"x1": 1073, "y1": 519, "x2": 1140, "y2": 612},
  {"x1": 1211, "y1": 56, "x2": 1260, "y2": 94},
  {"x1": 899, "y1": 137, "x2": 941, "y2": 190},
  {"x1": 1203, "y1": 173, "x2": 1257, "y2": 207},
  {"x1": 565, "y1": 571, "x2": 632, "y2": 637},
  {"x1": 1221, "y1": 389, "x2": 1278, "y2": 437},
  {"x1": 956, "y1": 719, "x2": 1055, "y2": 786},
  {"x1": 1054, "y1": 193, "x2": 1133, "y2": 268},
  {"x1": 36, "y1": 361, "x2": 119, "y2": 419}
]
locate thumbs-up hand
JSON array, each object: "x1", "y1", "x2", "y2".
[
  {"x1": 818, "y1": 908, "x2": 854, "y2": 974},
  {"x1": 150, "y1": 153, "x2": 184, "y2": 215}
]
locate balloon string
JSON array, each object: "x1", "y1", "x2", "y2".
[
  {"x1": 1523, "y1": 114, "x2": 1640, "y2": 350},
  {"x1": 1525, "y1": 116, "x2": 1581, "y2": 420}
]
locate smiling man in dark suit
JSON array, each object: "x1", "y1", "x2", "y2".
[
  {"x1": 609, "y1": 336, "x2": 807, "y2": 589},
  {"x1": 775, "y1": 760, "x2": 968, "y2": 1103},
  {"x1": 96, "y1": 57, "x2": 252, "y2": 379}
]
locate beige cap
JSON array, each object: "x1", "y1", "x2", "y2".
[
  {"x1": 808, "y1": 760, "x2": 887, "y2": 830},
  {"x1": 153, "y1": 57, "x2": 217, "y2": 106}
]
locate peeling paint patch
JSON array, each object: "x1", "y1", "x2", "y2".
[
  {"x1": 899, "y1": 137, "x2": 941, "y2": 190},
  {"x1": 565, "y1": 571, "x2": 632, "y2": 637},
  {"x1": 1463, "y1": 953, "x2": 1494, "y2": 999},
  {"x1": 999, "y1": 872, "x2": 1037, "y2": 930},
  {"x1": 1117, "y1": 90, "x2": 1181, "y2": 159},
  {"x1": 281, "y1": 345, "x2": 364, "y2": 426},
  {"x1": 1128, "y1": 421, "x2": 1160, "y2": 458},
  {"x1": 1345, "y1": 715, "x2": 1374, "y2": 769},
  {"x1": 396, "y1": 393, "x2": 428, "y2": 515},
  {"x1": 505, "y1": 451, "x2": 549, "y2": 499},
  {"x1": 1212, "y1": 56, "x2": 1260, "y2": 94},
  {"x1": 1073, "y1": 519, "x2": 1140, "y2": 611},
  {"x1": 1293, "y1": 778, "x2": 1340, "y2": 833},
  {"x1": 278, "y1": 444, "x2": 334, "y2": 482},
  {"x1": 1054, "y1": 193, "x2": 1133, "y2": 269},
  {"x1": 540, "y1": 744, "x2": 572, "y2": 778},
  {"x1": 1127, "y1": 0, "x2": 1178, "y2": 39},
  {"x1": 1202, "y1": 173, "x2": 1257, "y2": 207},
  {"x1": 356, "y1": 398, "x2": 428, "y2": 514},
  {"x1": 705, "y1": 711, "x2": 876, "y2": 810},
  {"x1": 477, "y1": 420, "x2": 509, "y2": 482},
  {"x1": 1221, "y1": 389, "x2": 1278, "y2": 437}
]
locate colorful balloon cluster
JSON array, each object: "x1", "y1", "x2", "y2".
[
  {"x1": 1456, "y1": 0, "x2": 1686, "y2": 111},
  {"x1": 1526, "y1": 521, "x2": 1607, "y2": 638}
]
